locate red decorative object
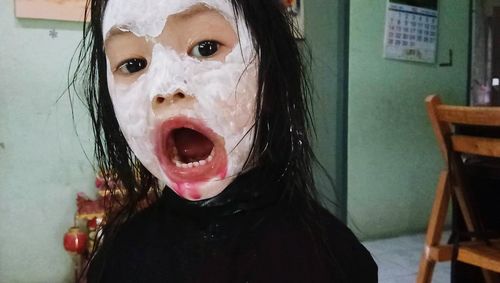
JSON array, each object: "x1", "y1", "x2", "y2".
[
  {"x1": 76, "y1": 193, "x2": 105, "y2": 219},
  {"x1": 64, "y1": 172, "x2": 157, "y2": 280},
  {"x1": 95, "y1": 176, "x2": 105, "y2": 189},
  {"x1": 63, "y1": 227, "x2": 88, "y2": 254},
  {"x1": 87, "y1": 217, "x2": 98, "y2": 230}
]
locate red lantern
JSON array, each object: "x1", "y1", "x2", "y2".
[{"x1": 63, "y1": 227, "x2": 88, "y2": 254}]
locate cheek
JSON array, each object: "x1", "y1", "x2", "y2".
[
  {"x1": 199, "y1": 63, "x2": 258, "y2": 172},
  {"x1": 106, "y1": 55, "x2": 158, "y2": 132},
  {"x1": 106, "y1": 73, "x2": 171, "y2": 182},
  {"x1": 109, "y1": 79, "x2": 152, "y2": 135},
  {"x1": 223, "y1": 66, "x2": 258, "y2": 134},
  {"x1": 107, "y1": 69, "x2": 160, "y2": 162},
  {"x1": 191, "y1": 62, "x2": 258, "y2": 130}
]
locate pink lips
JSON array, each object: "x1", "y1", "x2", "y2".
[{"x1": 155, "y1": 116, "x2": 228, "y2": 199}]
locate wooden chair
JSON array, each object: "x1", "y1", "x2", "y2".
[{"x1": 417, "y1": 95, "x2": 500, "y2": 283}]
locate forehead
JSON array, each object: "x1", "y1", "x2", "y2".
[{"x1": 102, "y1": 0, "x2": 235, "y2": 39}]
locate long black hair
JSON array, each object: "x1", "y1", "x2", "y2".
[{"x1": 73, "y1": 0, "x2": 334, "y2": 277}]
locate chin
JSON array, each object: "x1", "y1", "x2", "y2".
[{"x1": 164, "y1": 177, "x2": 235, "y2": 201}]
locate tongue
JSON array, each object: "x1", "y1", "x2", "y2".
[{"x1": 173, "y1": 128, "x2": 214, "y2": 163}]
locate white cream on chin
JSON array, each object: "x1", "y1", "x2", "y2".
[{"x1": 103, "y1": 0, "x2": 258, "y2": 200}]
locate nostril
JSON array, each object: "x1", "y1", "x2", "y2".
[
  {"x1": 175, "y1": 93, "x2": 186, "y2": 99},
  {"x1": 153, "y1": 91, "x2": 195, "y2": 116},
  {"x1": 153, "y1": 92, "x2": 188, "y2": 110},
  {"x1": 156, "y1": 96, "x2": 165, "y2": 104}
]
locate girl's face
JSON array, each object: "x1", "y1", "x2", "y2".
[{"x1": 103, "y1": 0, "x2": 258, "y2": 201}]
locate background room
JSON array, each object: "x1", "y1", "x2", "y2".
[{"x1": 1, "y1": 0, "x2": 498, "y2": 282}]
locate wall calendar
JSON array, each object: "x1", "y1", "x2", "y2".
[{"x1": 383, "y1": 0, "x2": 439, "y2": 64}]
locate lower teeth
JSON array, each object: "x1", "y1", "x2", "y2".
[{"x1": 172, "y1": 148, "x2": 214, "y2": 168}]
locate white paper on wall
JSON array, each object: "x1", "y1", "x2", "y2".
[{"x1": 383, "y1": 0, "x2": 438, "y2": 64}]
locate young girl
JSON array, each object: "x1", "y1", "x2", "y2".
[{"x1": 77, "y1": 0, "x2": 377, "y2": 282}]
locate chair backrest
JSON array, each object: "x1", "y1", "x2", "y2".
[
  {"x1": 426, "y1": 95, "x2": 500, "y2": 162},
  {"x1": 426, "y1": 94, "x2": 500, "y2": 232}
]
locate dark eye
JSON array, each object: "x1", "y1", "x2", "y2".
[
  {"x1": 117, "y1": 58, "x2": 148, "y2": 75},
  {"x1": 190, "y1": 40, "x2": 220, "y2": 58}
]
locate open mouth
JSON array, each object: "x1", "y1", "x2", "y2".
[
  {"x1": 171, "y1": 128, "x2": 215, "y2": 168},
  {"x1": 155, "y1": 117, "x2": 228, "y2": 186}
]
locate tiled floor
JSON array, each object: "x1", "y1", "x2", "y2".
[{"x1": 363, "y1": 232, "x2": 451, "y2": 283}]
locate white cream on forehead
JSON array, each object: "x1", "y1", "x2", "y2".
[
  {"x1": 102, "y1": 0, "x2": 258, "y2": 200},
  {"x1": 103, "y1": 0, "x2": 236, "y2": 39}
]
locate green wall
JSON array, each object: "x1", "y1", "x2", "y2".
[
  {"x1": 0, "y1": 0, "x2": 94, "y2": 282},
  {"x1": 347, "y1": 0, "x2": 470, "y2": 239},
  {"x1": 305, "y1": 0, "x2": 345, "y2": 217}
]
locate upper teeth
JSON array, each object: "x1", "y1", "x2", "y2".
[{"x1": 172, "y1": 148, "x2": 215, "y2": 168}]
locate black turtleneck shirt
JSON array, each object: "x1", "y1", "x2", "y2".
[{"x1": 87, "y1": 171, "x2": 377, "y2": 283}]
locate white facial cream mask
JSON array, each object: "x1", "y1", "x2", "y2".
[{"x1": 103, "y1": 0, "x2": 258, "y2": 200}]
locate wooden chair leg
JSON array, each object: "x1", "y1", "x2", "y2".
[
  {"x1": 449, "y1": 164, "x2": 500, "y2": 283},
  {"x1": 452, "y1": 183, "x2": 477, "y2": 233},
  {"x1": 417, "y1": 255, "x2": 436, "y2": 283},
  {"x1": 482, "y1": 269, "x2": 500, "y2": 283},
  {"x1": 417, "y1": 170, "x2": 450, "y2": 283},
  {"x1": 450, "y1": 207, "x2": 500, "y2": 283}
]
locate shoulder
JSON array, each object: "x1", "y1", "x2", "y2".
[
  {"x1": 315, "y1": 207, "x2": 378, "y2": 283},
  {"x1": 254, "y1": 202, "x2": 377, "y2": 283}
]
